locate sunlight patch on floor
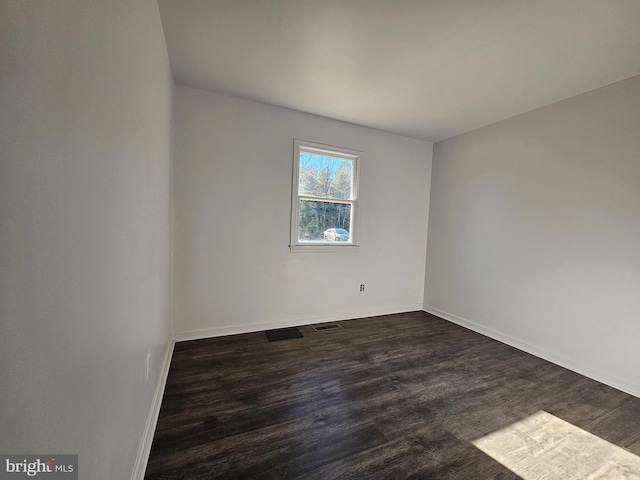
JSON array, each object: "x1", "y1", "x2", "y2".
[{"x1": 473, "y1": 411, "x2": 640, "y2": 479}]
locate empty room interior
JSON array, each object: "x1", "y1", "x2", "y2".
[{"x1": 2, "y1": 1, "x2": 640, "y2": 479}]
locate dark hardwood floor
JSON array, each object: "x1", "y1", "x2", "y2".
[{"x1": 145, "y1": 311, "x2": 640, "y2": 479}]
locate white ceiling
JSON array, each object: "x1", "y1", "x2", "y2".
[{"x1": 158, "y1": 0, "x2": 640, "y2": 142}]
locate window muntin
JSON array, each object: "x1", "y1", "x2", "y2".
[{"x1": 291, "y1": 140, "x2": 360, "y2": 250}]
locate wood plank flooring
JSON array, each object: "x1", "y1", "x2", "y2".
[{"x1": 145, "y1": 311, "x2": 640, "y2": 479}]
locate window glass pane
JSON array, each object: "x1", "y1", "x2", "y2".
[
  {"x1": 298, "y1": 152, "x2": 353, "y2": 200},
  {"x1": 298, "y1": 200, "x2": 351, "y2": 242}
]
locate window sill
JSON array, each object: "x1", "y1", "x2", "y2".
[{"x1": 289, "y1": 244, "x2": 360, "y2": 253}]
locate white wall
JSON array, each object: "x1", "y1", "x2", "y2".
[
  {"x1": 424, "y1": 75, "x2": 640, "y2": 397},
  {"x1": 173, "y1": 87, "x2": 432, "y2": 338},
  {"x1": 0, "y1": 1, "x2": 173, "y2": 478}
]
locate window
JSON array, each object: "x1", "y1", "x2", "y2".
[{"x1": 290, "y1": 139, "x2": 360, "y2": 251}]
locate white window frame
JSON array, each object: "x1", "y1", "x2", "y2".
[{"x1": 290, "y1": 139, "x2": 361, "y2": 252}]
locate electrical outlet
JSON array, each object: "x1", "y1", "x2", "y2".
[
  {"x1": 360, "y1": 284, "x2": 365, "y2": 292},
  {"x1": 145, "y1": 352, "x2": 151, "y2": 382}
]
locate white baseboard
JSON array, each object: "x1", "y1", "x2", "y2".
[
  {"x1": 174, "y1": 304, "x2": 424, "y2": 342},
  {"x1": 423, "y1": 305, "x2": 640, "y2": 399},
  {"x1": 131, "y1": 339, "x2": 175, "y2": 480}
]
